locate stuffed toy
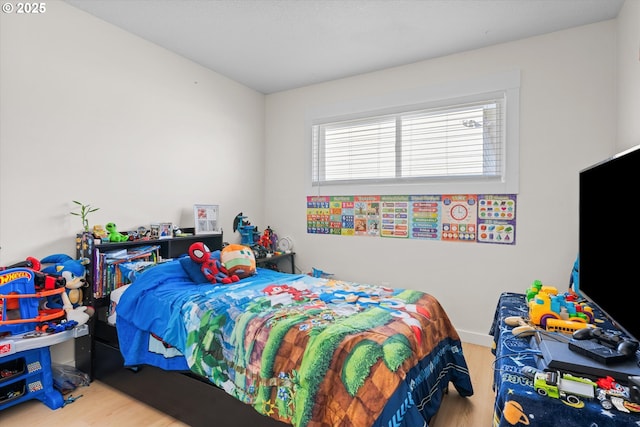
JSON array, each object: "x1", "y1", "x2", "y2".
[
  {"x1": 41, "y1": 254, "x2": 94, "y2": 325},
  {"x1": 220, "y1": 244, "x2": 256, "y2": 279},
  {"x1": 188, "y1": 242, "x2": 239, "y2": 285},
  {"x1": 105, "y1": 222, "x2": 129, "y2": 242}
]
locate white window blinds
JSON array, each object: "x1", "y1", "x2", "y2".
[{"x1": 312, "y1": 96, "x2": 505, "y2": 186}]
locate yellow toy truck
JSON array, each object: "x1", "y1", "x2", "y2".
[{"x1": 526, "y1": 280, "x2": 594, "y2": 333}]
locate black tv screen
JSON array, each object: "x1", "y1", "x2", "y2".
[{"x1": 579, "y1": 144, "x2": 640, "y2": 342}]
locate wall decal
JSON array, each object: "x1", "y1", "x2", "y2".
[{"x1": 307, "y1": 194, "x2": 517, "y2": 245}]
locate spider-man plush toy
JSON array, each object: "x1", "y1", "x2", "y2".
[{"x1": 188, "y1": 242, "x2": 239, "y2": 285}]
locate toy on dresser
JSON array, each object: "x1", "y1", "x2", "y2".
[
  {"x1": 526, "y1": 279, "x2": 595, "y2": 334},
  {"x1": 105, "y1": 222, "x2": 130, "y2": 242}
]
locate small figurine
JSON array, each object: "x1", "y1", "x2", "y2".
[
  {"x1": 92, "y1": 224, "x2": 108, "y2": 240},
  {"x1": 259, "y1": 226, "x2": 274, "y2": 252},
  {"x1": 233, "y1": 213, "x2": 259, "y2": 245},
  {"x1": 105, "y1": 222, "x2": 129, "y2": 242}
]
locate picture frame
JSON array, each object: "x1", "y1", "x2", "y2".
[
  {"x1": 150, "y1": 223, "x2": 160, "y2": 239},
  {"x1": 194, "y1": 204, "x2": 220, "y2": 235},
  {"x1": 159, "y1": 222, "x2": 173, "y2": 239}
]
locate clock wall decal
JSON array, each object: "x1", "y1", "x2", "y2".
[{"x1": 450, "y1": 204, "x2": 468, "y2": 221}]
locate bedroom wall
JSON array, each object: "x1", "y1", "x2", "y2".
[
  {"x1": 0, "y1": 1, "x2": 265, "y2": 363},
  {"x1": 0, "y1": 0, "x2": 265, "y2": 266},
  {"x1": 617, "y1": 0, "x2": 640, "y2": 151},
  {"x1": 264, "y1": 20, "x2": 619, "y2": 346}
]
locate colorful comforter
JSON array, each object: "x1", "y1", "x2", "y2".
[{"x1": 116, "y1": 260, "x2": 473, "y2": 427}]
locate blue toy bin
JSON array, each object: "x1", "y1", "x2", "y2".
[
  {"x1": 0, "y1": 268, "x2": 64, "y2": 336},
  {"x1": 0, "y1": 346, "x2": 64, "y2": 410}
]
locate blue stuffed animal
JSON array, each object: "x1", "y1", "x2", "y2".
[{"x1": 41, "y1": 254, "x2": 94, "y2": 325}]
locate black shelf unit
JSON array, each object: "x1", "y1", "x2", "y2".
[
  {"x1": 88, "y1": 230, "x2": 222, "y2": 302},
  {"x1": 81, "y1": 231, "x2": 287, "y2": 426},
  {"x1": 77, "y1": 231, "x2": 223, "y2": 380},
  {"x1": 256, "y1": 252, "x2": 296, "y2": 274}
]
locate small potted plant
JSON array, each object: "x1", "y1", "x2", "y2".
[{"x1": 70, "y1": 200, "x2": 99, "y2": 232}]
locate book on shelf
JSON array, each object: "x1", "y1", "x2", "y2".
[
  {"x1": 104, "y1": 248, "x2": 128, "y2": 259},
  {"x1": 93, "y1": 245, "x2": 161, "y2": 298},
  {"x1": 110, "y1": 245, "x2": 161, "y2": 263}
]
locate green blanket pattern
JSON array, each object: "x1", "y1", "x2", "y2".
[{"x1": 182, "y1": 275, "x2": 436, "y2": 426}]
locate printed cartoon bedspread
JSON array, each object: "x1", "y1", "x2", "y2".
[{"x1": 116, "y1": 261, "x2": 473, "y2": 427}]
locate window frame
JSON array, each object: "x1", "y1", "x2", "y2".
[{"x1": 306, "y1": 70, "x2": 520, "y2": 196}]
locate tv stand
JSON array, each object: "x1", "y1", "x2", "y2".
[
  {"x1": 490, "y1": 292, "x2": 640, "y2": 426},
  {"x1": 531, "y1": 330, "x2": 640, "y2": 383}
]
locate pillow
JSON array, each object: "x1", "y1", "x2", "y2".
[
  {"x1": 221, "y1": 244, "x2": 256, "y2": 279},
  {"x1": 179, "y1": 249, "x2": 222, "y2": 284},
  {"x1": 108, "y1": 284, "x2": 131, "y2": 325}
]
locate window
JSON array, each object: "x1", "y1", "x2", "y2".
[
  {"x1": 308, "y1": 71, "x2": 520, "y2": 195},
  {"x1": 313, "y1": 97, "x2": 503, "y2": 184}
]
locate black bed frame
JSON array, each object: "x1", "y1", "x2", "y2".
[
  {"x1": 93, "y1": 326, "x2": 287, "y2": 427},
  {"x1": 88, "y1": 232, "x2": 288, "y2": 427}
]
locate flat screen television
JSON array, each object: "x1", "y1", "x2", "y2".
[{"x1": 579, "y1": 144, "x2": 640, "y2": 343}]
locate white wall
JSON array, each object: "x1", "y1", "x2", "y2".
[
  {"x1": 1, "y1": 1, "x2": 637, "y2": 355},
  {"x1": 0, "y1": 1, "x2": 265, "y2": 363},
  {"x1": 0, "y1": 0, "x2": 266, "y2": 266},
  {"x1": 617, "y1": 0, "x2": 640, "y2": 151},
  {"x1": 264, "y1": 21, "x2": 620, "y2": 346}
]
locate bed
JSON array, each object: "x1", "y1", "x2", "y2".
[{"x1": 102, "y1": 249, "x2": 473, "y2": 427}]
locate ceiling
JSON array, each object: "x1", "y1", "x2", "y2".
[{"x1": 64, "y1": 0, "x2": 625, "y2": 94}]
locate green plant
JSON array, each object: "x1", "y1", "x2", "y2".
[{"x1": 70, "y1": 200, "x2": 99, "y2": 232}]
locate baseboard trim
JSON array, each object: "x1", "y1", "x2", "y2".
[{"x1": 458, "y1": 330, "x2": 493, "y2": 348}]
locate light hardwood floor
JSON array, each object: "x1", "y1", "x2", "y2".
[
  {"x1": 432, "y1": 342, "x2": 495, "y2": 427},
  {"x1": 0, "y1": 342, "x2": 494, "y2": 427}
]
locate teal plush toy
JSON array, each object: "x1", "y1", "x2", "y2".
[{"x1": 105, "y1": 222, "x2": 129, "y2": 242}]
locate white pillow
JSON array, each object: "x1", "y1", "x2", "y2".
[{"x1": 107, "y1": 284, "x2": 131, "y2": 325}]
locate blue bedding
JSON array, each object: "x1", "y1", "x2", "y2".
[
  {"x1": 116, "y1": 262, "x2": 303, "y2": 369},
  {"x1": 116, "y1": 259, "x2": 473, "y2": 426}
]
